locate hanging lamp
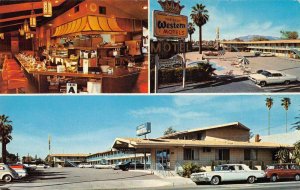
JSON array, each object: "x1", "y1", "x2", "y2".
[
  {"x1": 43, "y1": 0, "x2": 52, "y2": 17},
  {"x1": 24, "y1": 19, "x2": 30, "y2": 33},
  {"x1": 19, "y1": 26, "x2": 25, "y2": 36},
  {"x1": 30, "y1": 3, "x2": 36, "y2": 27},
  {"x1": 0, "y1": 33, "x2": 4, "y2": 40}
]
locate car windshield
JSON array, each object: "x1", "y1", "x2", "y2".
[{"x1": 261, "y1": 71, "x2": 271, "y2": 77}]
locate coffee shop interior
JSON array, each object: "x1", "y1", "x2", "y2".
[{"x1": 0, "y1": 0, "x2": 148, "y2": 94}]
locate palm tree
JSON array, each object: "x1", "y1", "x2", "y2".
[
  {"x1": 281, "y1": 97, "x2": 291, "y2": 133},
  {"x1": 190, "y1": 3, "x2": 209, "y2": 54},
  {"x1": 0, "y1": 115, "x2": 13, "y2": 164},
  {"x1": 265, "y1": 97, "x2": 273, "y2": 135},
  {"x1": 292, "y1": 141, "x2": 300, "y2": 164},
  {"x1": 187, "y1": 22, "x2": 195, "y2": 43}
]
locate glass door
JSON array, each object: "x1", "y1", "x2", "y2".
[{"x1": 156, "y1": 149, "x2": 170, "y2": 169}]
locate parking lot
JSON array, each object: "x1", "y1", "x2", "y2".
[
  {"x1": 0, "y1": 167, "x2": 171, "y2": 190},
  {"x1": 157, "y1": 53, "x2": 300, "y2": 93}
]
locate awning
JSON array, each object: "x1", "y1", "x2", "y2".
[{"x1": 52, "y1": 15, "x2": 125, "y2": 37}]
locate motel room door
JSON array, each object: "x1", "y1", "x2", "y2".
[{"x1": 155, "y1": 149, "x2": 170, "y2": 170}]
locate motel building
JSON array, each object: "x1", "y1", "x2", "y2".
[
  {"x1": 221, "y1": 40, "x2": 300, "y2": 59},
  {"x1": 46, "y1": 154, "x2": 89, "y2": 167},
  {"x1": 112, "y1": 122, "x2": 292, "y2": 172},
  {"x1": 86, "y1": 150, "x2": 151, "y2": 166}
]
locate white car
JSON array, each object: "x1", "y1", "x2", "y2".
[
  {"x1": 78, "y1": 163, "x2": 93, "y2": 168},
  {"x1": 190, "y1": 164, "x2": 265, "y2": 185},
  {"x1": 94, "y1": 164, "x2": 113, "y2": 169},
  {"x1": 249, "y1": 70, "x2": 298, "y2": 86},
  {"x1": 0, "y1": 163, "x2": 20, "y2": 183},
  {"x1": 260, "y1": 52, "x2": 275, "y2": 57}
]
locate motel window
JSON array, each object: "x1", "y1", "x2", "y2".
[
  {"x1": 184, "y1": 148, "x2": 194, "y2": 160},
  {"x1": 203, "y1": 147, "x2": 211, "y2": 153},
  {"x1": 216, "y1": 149, "x2": 230, "y2": 160},
  {"x1": 244, "y1": 149, "x2": 257, "y2": 160},
  {"x1": 197, "y1": 133, "x2": 204, "y2": 140}
]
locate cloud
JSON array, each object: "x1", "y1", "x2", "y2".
[{"x1": 129, "y1": 107, "x2": 209, "y2": 120}]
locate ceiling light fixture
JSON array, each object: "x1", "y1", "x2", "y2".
[
  {"x1": 24, "y1": 19, "x2": 30, "y2": 33},
  {"x1": 43, "y1": 0, "x2": 52, "y2": 17},
  {"x1": 30, "y1": 3, "x2": 36, "y2": 27},
  {"x1": 0, "y1": 33, "x2": 4, "y2": 40},
  {"x1": 142, "y1": 5, "x2": 148, "y2": 10}
]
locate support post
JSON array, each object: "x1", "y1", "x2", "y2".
[
  {"x1": 181, "y1": 53, "x2": 186, "y2": 88},
  {"x1": 154, "y1": 54, "x2": 159, "y2": 93}
]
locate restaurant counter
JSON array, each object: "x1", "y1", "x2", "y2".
[{"x1": 15, "y1": 55, "x2": 146, "y2": 93}]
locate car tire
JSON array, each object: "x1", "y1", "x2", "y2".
[
  {"x1": 270, "y1": 175, "x2": 277, "y2": 182},
  {"x1": 284, "y1": 80, "x2": 290, "y2": 85},
  {"x1": 210, "y1": 176, "x2": 220, "y2": 185},
  {"x1": 247, "y1": 176, "x2": 256, "y2": 184},
  {"x1": 3, "y1": 175, "x2": 13, "y2": 183},
  {"x1": 260, "y1": 81, "x2": 266, "y2": 87},
  {"x1": 295, "y1": 174, "x2": 300, "y2": 181}
]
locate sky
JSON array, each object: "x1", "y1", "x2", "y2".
[
  {"x1": 150, "y1": 0, "x2": 300, "y2": 40},
  {"x1": 1, "y1": 95, "x2": 300, "y2": 159}
]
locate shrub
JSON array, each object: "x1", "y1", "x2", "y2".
[{"x1": 182, "y1": 162, "x2": 205, "y2": 178}]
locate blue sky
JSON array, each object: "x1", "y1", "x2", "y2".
[
  {"x1": 1, "y1": 95, "x2": 300, "y2": 159},
  {"x1": 150, "y1": 0, "x2": 300, "y2": 40}
]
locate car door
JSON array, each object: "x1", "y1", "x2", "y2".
[
  {"x1": 224, "y1": 165, "x2": 238, "y2": 181},
  {"x1": 235, "y1": 165, "x2": 250, "y2": 180},
  {"x1": 268, "y1": 74, "x2": 279, "y2": 84}
]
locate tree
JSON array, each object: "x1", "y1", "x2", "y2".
[
  {"x1": 292, "y1": 106, "x2": 300, "y2": 130},
  {"x1": 292, "y1": 141, "x2": 300, "y2": 164},
  {"x1": 265, "y1": 97, "x2": 273, "y2": 135},
  {"x1": 188, "y1": 22, "x2": 196, "y2": 43},
  {"x1": 0, "y1": 115, "x2": 13, "y2": 164},
  {"x1": 281, "y1": 97, "x2": 291, "y2": 133},
  {"x1": 275, "y1": 148, "x2": 291, "y2": 163},
  {"x1": 280, "y1": 31, "x2": 299, "y2": 40},
  {"x1": 164, "y1": 127, "x2": 177, "y2": 136},
  {"x1": 190, "y1": 3, "x2": 209, "y2": 54}
]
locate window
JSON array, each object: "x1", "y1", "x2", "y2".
[
  {"x1": 244, "y1": 149, "x2": 257, "y2": 160},
  {"x1": 203, "y1": 147, "x2": 211, "y2": 152},
  {"x1": 74, "y1": 5, "x2": 79, "y2": 13},
  {"x1": 184, "y1": 148, "x2": 194, "y2": 160},
  {"x1": 197, "y1": 133, "x2": 204, "y2": 140},
  {"x1": 216, "y1": 149, "x2": 230, "y2": 160},
  {"x1": 99, "y1": 6, "x2": 106, "y2": 14}
]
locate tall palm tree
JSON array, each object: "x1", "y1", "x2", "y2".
[
  {"x1": 187, "y1": 22, "x2": 195, "y2": 43},
  {"x1": 190, "y1": 3, "x2": 209, "y2": 54},
  {"x1": 265, "y1": 97, "x2": 273, "y2": 135},
  {"x1": 0, "y1": 115, "x2": 13, "y2": 164},
  {"x1": 281, "y1": 97, "x2": 291, "y2": 133}
]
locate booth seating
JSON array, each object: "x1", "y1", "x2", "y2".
[{"x1": 1, "y1": 58, "x2": 28, "y2": 93}]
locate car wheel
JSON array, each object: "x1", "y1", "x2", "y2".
[
  {"x1": 284, "y1": 80, "x2": 290, "y2": 85},
  {"x1": 3, "y1": 175, "x2": 12, "y2": 183},
  {"x1": 260, "y1": 81, "x2": 266, "y2": 87},
  {"x1": 270, "y1": 175, "x2": 277, "y2": 182},
  {"x1": 210, "y1": 176, "x2": 220, "y2": 185},
  {"x1": 247, "y1": 176, "x2": 256, "y2": 184},
  {"x1": 295, "y1": 174, "x2": 300, "y2": 181}
]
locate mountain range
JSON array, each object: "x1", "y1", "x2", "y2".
[{"x1": 235, "y1": 35, "x2": 281, "y2": 41}]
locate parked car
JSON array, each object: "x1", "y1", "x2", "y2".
[
  {"x1": 204, "y1": 51, "x2": 219, "y2": 56},
  {"x1": 94, "y1": 164, "x2": 113, "y2": 169},
  {"x1": 260, "y1": 52, "x2": 275, "y2": 57},
  {"x1": 0, "y1": 163, "x2": 20, "y2": 183},
  {"x1": 23, "y1": 164, "x2": 37, "y2": 171},
  {"x1": 36, "y1": 164, "x2": 50, "y2": 169},
  {"x1": 190, "y1": 164, "x2": 265, "y2": 185},
  {"x1": 249, "y1": 70, "x2": 298, "y2": 86},
  {"x1": 113, "y1": 161, "x2": 131, "y2": 171},
  {"x1": 265, "y1": 163, "x2": 300, "y2": 182},
  {"x1": 78, "y1": 163, "x2": 93, "y2": 168},
  {"x1": 9, "y1": 164, "x2": 28, "y2": 178}
]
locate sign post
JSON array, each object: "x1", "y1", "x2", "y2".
[
  {"x1": 136, "y1": 122, "x2": 151, "y2": 170},
  {"x1": 153, "y1": 0, "x2": 188, "y2": 92}
]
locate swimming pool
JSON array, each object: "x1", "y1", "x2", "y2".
[{"x1": 210, "y1": 62, "x2": 225, "y2": 71}]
